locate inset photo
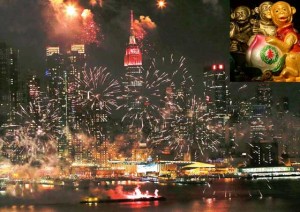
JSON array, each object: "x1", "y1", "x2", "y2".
[{"x1": 230, "y1": 0, "x2": 300, "y2": 82}]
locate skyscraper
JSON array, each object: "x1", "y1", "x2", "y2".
[
  {"x1": 0, "y1": 43, "x2": 20, "y2": 125},
  {"x1": 202, "y1": 64, "x2": 231, "y2": 158},
  {"x1": 66, "y1": 44, "x2": 86, "y2": 131},
  {"x1": 203, "y1": 64, "x2": 229, "y2": 116},
  {"x1": 249, "y1": 84, "x2": 279, "y2": 167},
  {"x1": 256, "y1": 83, "x2": 272, "y2": 117},
  {"x1": 45, "y1": 46, "x2": 68, "y2": 160},
  {"x1": 123, "y1": 10, "x2": 144, "y2": 141}
]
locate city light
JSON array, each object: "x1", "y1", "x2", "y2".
[{"x1": 212, "y1": 64, "x2": 224, "y2": 70}]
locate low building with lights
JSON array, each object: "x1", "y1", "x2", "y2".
[{"x1": 237, "y1": 166, "x2": 300, "y2": 179}]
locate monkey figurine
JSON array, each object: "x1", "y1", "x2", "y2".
[
  {"x1": 230, "y1": 6, "x2": 253, "y2": 53},
  {"x1": 265, "y1": 1, "x2": 300, "y2": 82},
  {"x1": 251, "y1": 1, "x2": 277, "y2": 36}
]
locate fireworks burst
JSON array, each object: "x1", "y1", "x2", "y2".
[
  {"x1": 157, "y1": 0, "x2": 167, "y2": 9},
  {"x1": 16, "y1": 100, "x2": 61, "y2": 139},
  {"x1": 65, "y1": 4, "x2": 78, "y2": 17},
  {"x1": 77, "y1": 66, "x2": 121, "y2": 114},
  {"x1": 121, "y1": 66, "x2": 171, "y2": 134},
  {"x1": 137, "y1": 54, "x2": 199, "y2": 159},
  {"x1": 0, "y1": 100, "x2": 60, "y2": 165},
  {"x1": 48, "y1": 0, "x2": 102, "y2": 45}
]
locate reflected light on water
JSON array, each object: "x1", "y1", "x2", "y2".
[
  {"x1": 224, "y1": 178, "x2": 234, "y2": 183},
  {"x1": 120, "y1": 201, "x2": 153, "y2": 209},
  {"x1": 206, "y1": 198, "x2": 214, "y2": 205}
]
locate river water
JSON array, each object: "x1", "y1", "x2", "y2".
[{"x1": 1, "y1": 178, "x2": 300, "y2": 212}]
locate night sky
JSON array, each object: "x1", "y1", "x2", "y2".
[{"x1": 0, "y1": 0, "x2": 300, "y2": 112}]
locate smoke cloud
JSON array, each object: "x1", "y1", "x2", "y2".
[{"x1": 133, "y1": 16, "x2": 156, "y2": 41}]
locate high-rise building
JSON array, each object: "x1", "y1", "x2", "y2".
[
  {"x1": 202, "y1": 64, "x2": 231, "y2": 158},
  {"x1": 123, "y1": 10, "x2": 144, "y2": 141},
  {"x1": 248, "y1": 84, "x2": 279, "y2": 167},
  {"x1": 203, "y1": 64, "x2": 229, "y2": 116},
  {"x1": 45, "y1": 46, "x2": 66, "y2": 114},
  {"x1": 45, "y1": 46, "x2": 68, "y2": 160},
  {"x1": 249, "y1": 84, "x2": 274, "y2": 144},
  {"x1": 0, "y1": 43, "x2": 20, "y2": 125},
  {"x1": 256, "y1": 83, "x2": 272, "y2": 117},
  {"x1": 66, "y1": 44, "x2": 86, "y2": 131},
  {"x1": 45, "y1": 44, "x2": 116, "y2": 164}
]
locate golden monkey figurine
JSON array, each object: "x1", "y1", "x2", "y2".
[
  {"x1": 265, "y1": 1, "x2": 300, "y2": 82},
  {"x1": 251, "y1": 1, "x2": 276, "y2": 36},
  {"x1": 230, "y1": 6, "x2": 253, "y2": 53}
]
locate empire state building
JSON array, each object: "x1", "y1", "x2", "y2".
[{"x1": 123, "y1": 10, "x2": 144, "y2": 140}]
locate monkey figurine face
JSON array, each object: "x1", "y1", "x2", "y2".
[
  {"x1": 232, "y1": 6, "x2": 251, "y2": 24},
  {"x1": 258, "y1": 1, "x2": 273, "y2": 22},
  {"x1": 269, "y1": 1, "x2": 296, "y2": 27}
]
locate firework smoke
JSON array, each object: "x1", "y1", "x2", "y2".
[
  {"x1": 133, "y1": 16, "x2": 156, "y2": 41},
  {"x1": 90, "y1": 0, "x2": 103, "y2": 7},
  {"x1": 46, "y1": 0, "x2": 102, "y2": 46}
]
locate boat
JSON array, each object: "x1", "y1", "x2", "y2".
[
  {"x1": 80, "y1": 196, "x2": 166, "y2": 204},
  {"x1": 80, "y1": 186, "x2": 166, "y2": 204}
]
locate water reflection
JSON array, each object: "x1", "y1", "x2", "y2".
[{"x1": 0, "y1": 179, "x2": 300, "y2": 211}]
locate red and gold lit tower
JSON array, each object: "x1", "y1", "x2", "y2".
[
  {"x1": 124, "y1": 10, "x2": 142, "y2": 67},
  {"x1": 123, "y1": 10, "x2": 144, "y2": 140}
]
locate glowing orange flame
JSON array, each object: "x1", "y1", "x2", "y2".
[{"x1": 157, "y1": 0, "x2": 166, "y2": 9}]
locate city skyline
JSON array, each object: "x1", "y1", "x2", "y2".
[
  {"x1": 0, "y1": 0, "x2": 228, "y2": 80},
  {"x1": 1, "y1": 2, "x2": 300, "y2": 211},
  {"x1": 1, "y1": 0, "x2": 300, "y2": 113}
]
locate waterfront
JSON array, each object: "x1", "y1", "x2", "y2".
[{"x1": 1, "y1": 178, "x2": 300, "y2": 211}]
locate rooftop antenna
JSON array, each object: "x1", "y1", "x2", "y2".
[{"x1": 130, "y1": 10, "x2": 134, "y2": 35}]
